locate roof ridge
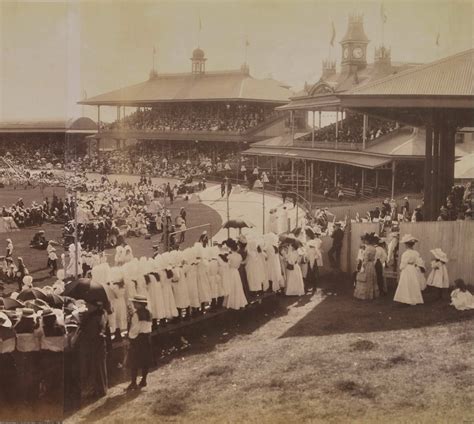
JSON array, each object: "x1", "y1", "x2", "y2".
[{"x1": 348, "y1": 48, "x2": 474, "y2": 94}]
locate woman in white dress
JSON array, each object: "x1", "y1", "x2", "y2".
[
  {"x1": 450, "y1": 279, "x2": 474, "y2": 310},
  {"x1": 169, "y1": 251, "x2": 190, "y2": 317},
  {"x1": 426, "y1": 248, "x2": 449, "y2": 299},
  {"x1": 393, "y1": 235, "x2": 424, "y2": 305},
  {"x1": 146, "y1": 258, "x2": 167, "y2": 324},
  {"x1": 195, "y1": 244, "x2": 212, "y2": 309},
  {"x1": 206, "y1": 247, "x2": 222, "y2": 307},
  {"x1": 109, "y1": 266, "x2": 128, "y2": 336},
  {"x1": 157, "y1": 253, "x2": 178, "y2": 320},
  {"x1": 217, "y1": 246, "x2": 231, "y2": 299},
  {"x1": 284, "y1": 242, "x2": 305, "y2": 296},
  {"x1": 183, "y1": 248, "x2": 201, "y2": 314},
  {"x1": 264, "y1": 233, "x2": 283, "y2": 292},
  {"x1": 224, "y1": 241, "x2": 248, "y2": 310},
  {"x1": 245, "y1": 240, "x2": 265, "y2": 294},
  {"x1": 257, "y1": 241, "x2": 269, "y2": 291}
]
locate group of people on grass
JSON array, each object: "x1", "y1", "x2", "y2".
[{"x1": 353, "y1": 231, "x2": 473, "y2": 310}]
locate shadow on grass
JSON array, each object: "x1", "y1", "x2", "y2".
[{"x1": 280, "y1": 275, "x2": 474, "y2": 338}]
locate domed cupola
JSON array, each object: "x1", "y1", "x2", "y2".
[{"x1": 191, "y1": 48, "x2": 207, "y2": 74}]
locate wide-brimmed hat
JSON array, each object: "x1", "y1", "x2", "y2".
[
  {"x1": 400, "y1": 234, "x2": 418, "y2": 244},
  {"x1": 21, "y1": 307, "x2": 36, "y2": 318},
  {"x1": 0, "y1": 311, "x2": 12, "y2": 328},
  {"x1": 131, "y1": 295, "x2": 148, "y2": 304},
  {"x1": 430, "y1": 248, "x2": 448, "y2": 263}
]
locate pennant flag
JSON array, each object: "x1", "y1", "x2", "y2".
[
  {"x1": 380, "y1": 3, "x2": 387, "y2": 23},
  {"x1": 245, "y1": 37, "x2": 250, "y2": 47},
  {"x1": 436, "y1": 32, "x2": 440, "y2": 46},
  {"x1": 330, "y1": 21, "x2": 336, "y2": 46}
]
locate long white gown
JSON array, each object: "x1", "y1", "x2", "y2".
[
  {"x1": 265, "y1": 246, "x2": 283, "y2": 291},
  {"x1": 158, "y1": 269, "x2": 178, "y2": 318},
  {"x1": 207, "y1": 258, "x2": 221, "y2": 298},
  {"x1": 217, "y1": 256, "x2": 231, "y2": 297},
  {"x1": 147, "y1": 273, "x2": 166, "y2": 320},
  {"x1": 196, "y1": 260, "x2": 212, "y2": 304},
  {"x1": 393, "y1": 249, "x2": 424, "y2": 305},
  {"x1": 450, "y1": 289, "x2": 474, "y2": 310},
  {"x1": 224, "y1": 252, "x2": 248, "y2": 310},
  {"x1": 284, "y1": 248, "x2": 305, "y2": 296},
  {"x1": 246, "y1": 250, "x2": 265, "y2": 292},
  {"x1": 171, "y1": 266, "x2": 191, "y2": 309},
  {"x1": 184, "y1": 263, "x2": 201, "y2": 308}
]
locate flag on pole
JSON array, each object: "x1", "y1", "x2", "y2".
[
  {"x1": 153, "y1": 46, "x2": 156, "y2": 54},
  {"x1": 436, "y1": 32, "x2": 440, "y2": 46},
  {"x1": 380, "y1": 3, "x2": 387, "y2": 23},
  {"x1": 330, "y1": 21, "x2": 336, "y2": 46},
  {"x1": 245, "y1": 37, "x2": 250, "y2": 47}
]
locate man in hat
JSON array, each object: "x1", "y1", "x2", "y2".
[{"x1": 328, "y1": 222, "x2": 344, "y2": 271}]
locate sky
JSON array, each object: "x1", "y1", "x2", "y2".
[{"x1": 0, "y1": 0, "x2": 472, "y2": 122}]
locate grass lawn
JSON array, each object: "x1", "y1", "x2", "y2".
[{"x1": 69, "y1": 275, "x2": 474, "y2": 424}]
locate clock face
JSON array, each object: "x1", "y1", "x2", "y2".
[
  {"x1": 353, "y1": 47, "x2": 364, "y2": 59},
  {"x1": 343, "y1": 48, "x2": 349, "y2": 59}
]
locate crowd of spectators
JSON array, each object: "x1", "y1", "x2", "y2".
[
  {"x1": 106, "y1": 103, "x2": 276, "y2": 134},
  {"x1": 0, "y1": 139, "x2": 64, "y2": 171},
  {"x1": 302, "y1": 112, "x2": 399, "y2": 144}
]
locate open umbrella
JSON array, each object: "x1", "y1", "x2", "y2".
[
  {"x1": 278, "y1": 233, "x2": 303, "y2": 248},
  {"x1": 0, "y1": 297, "x2": 25, "y2": 310},
  {"x1": 222, "y1": 219, "x2": 255, "y2": 229},
  {"x1": 17, "y1": 288, "x2": 50, "y2": 303},
  {"x1": 63, "y1": 278, "x2": 110, "y2": 310}
]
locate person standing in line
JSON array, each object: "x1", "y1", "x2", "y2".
[
  {"x1": 6, "y1": 238, "x2": 13, "y2": 258},
  {"x1": 426, "y1": 248, "x2": 449, "y2": 300},
  {"x1": 328, "y1": 222, "x2": 344, "y2": 270},
  {"x1": 393, "y1": 235, "x2": 425, "y2": 305},
  {"x1": 126, "y1": 295, "x2": 153, "y2": 391},
  {"x1": 221, "y1": 180, "x2": 226, "y2": 197}
]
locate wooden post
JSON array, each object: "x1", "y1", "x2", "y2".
[
  {"x1": 334, "y1": 164, "x2": 337, "y2": 186},
  {"x1": 97, "y1": 105, "x2": 101, "y2": 132},
  {"x1": 318, "y1": 110, "x2": 322, "y2": 129},
  {"x1": 310, "y1": 161, "x2": 314, "y2": 209},
  {"x1": 391, "y1": 161, "x2": 396, "y2": 199},
  {"x1": 291, "y1": 110, "x2": 295, "y2": 144},
  {"x1": 375, "y1": 169, "x2": 379, "y2": 189},
  {"x1": 335, "y1": 108, "x2": 339, "y2": 147},
  {"x1": 312, "y1": 110, "x2": 315, "y2": 148},
  {"x1": 361, "y1": 169, "x2": 365, "y2": 195},
  {"x1": 424, "y1": 122, "x2": 433, "y2": 220},
  {"x1": 432, "y1": 123, "x2": 440, "y2": 217},
  {"x1": 362, "y1": 113, "x2": 367, "y2": 149}
]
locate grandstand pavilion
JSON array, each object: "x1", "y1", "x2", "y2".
[
  {"x1": 78, "y1": 48, "x2": 294, "y2": 161},
  {"x1": 243, "y1": 14, "x2": 427, "y2": 200}
]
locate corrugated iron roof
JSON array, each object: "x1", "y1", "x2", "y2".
[
  {"x1": 80, "y1": 70, "x2": 292, "y2": 106},
  {"x1": 346, "y1": 49, "x2": 474, "y2": 96},
  {"x1": 243, "y1": 146, "x2": 391, "y2": 169},
  {"x1": 0, "y1": 117, "x2": 97, "y2": 133}
]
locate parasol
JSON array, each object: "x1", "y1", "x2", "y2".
[
  {"x1": 17, "y1": 287, "x2": 50, "y2": 303},
  {"x1": 0, "y1": 297, "x2": 25, "y2": 310},
  {"x1": 278, "y1": 233, "x2": 303, "y2": 248},
  {"x1": 222, "y1": 219, "x2": 255, "y2": 229},
  {"x1": 63, "y1": 278, "x2": 110, "y2": 311}
]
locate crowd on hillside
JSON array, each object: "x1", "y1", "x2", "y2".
[
  {"x1": 302, "y1": 113, "x2": 399, "y2": 144},
  {"x1": 106, "y1": 104, "x2": 276, "y2": 134}
]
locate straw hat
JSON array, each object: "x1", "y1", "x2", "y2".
[
  {"x1": 400, "y1": 234, "x2": 418, "y2": 244},
  {"x1": 430, "y1": 248, "x2": 448, "y2": 263},
  {"x1": 131, "y1": 295, "x2": 148, "y2": 304}
]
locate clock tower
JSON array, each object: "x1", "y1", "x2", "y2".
[{"x1": 340, "y1": 14, "x2": 369, "y2": 73}]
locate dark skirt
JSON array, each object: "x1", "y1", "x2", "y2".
[{"x1": 127, "y1": 334, "x2": 153, "y2": 370}]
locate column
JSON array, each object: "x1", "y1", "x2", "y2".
[
  {"x1": 341, "y1": 109, "x2": 344, "y2": 130},
  {"x1": 432, "y1": 123, "x2": 440, "y2": 217},
  {"x1": 335, "y1": 108, "x2": 339, "y2": 146},
  {"x1": 312, "y1": 110, "x2": 315, "y2": 148},
  {"x1": 117, "y1": 106, "x2": 120, "y2": 122},
  {"x1": 438, "y1": 122, "x2": 448, "y2": 210},
  {"x1": 424, "y1": 123, "x2": 433, "y2": 220},
  {"x1": 334, "y1": 164, "x2": 337, "y2": 186},
  {"x1": 445, "y1": 126, "x2": 456, "y2": 200},
  {"x1": 318, "y1": 110, "x2": 322, "y2": 129},
  {"x1": 97, "y1": 106, "x2": 101, "y2": 132},
  {"x1": 375, "y1": 169, "x2": 379, "y2": 189},
  {"x1": 391, "y1": 161, "x2": 396, "y2": 200},
  {"x1": 290, "y1": 110, "x2": 295, "y2": 143},
  {"x1": 361, "y1": 169, "x2": 365, "y2": 195},
  {"x1": 362, "y1": 113, "x2": 367, "y2": 149}
]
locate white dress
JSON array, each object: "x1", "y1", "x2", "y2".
[
  {"x1": 110, "y1": 283, "x2": 128, "y2": 331},
  {"x1": 158, "y1": 269, "x2": 178, "y2": 318},
  {"x1": 266, "y1": 246, "x2": 283, "y2": 291},
  {"x1": 426, "y1": 260, "x2": 449, "y2": 288},
  {"x1": 224, "y1": 252, "x2": 248, "y2": 310},
  {"x1": 246, "y1": 250, "x2": 265, "y2": 292},
  {"x1": 207, "y1": 259, "x2": 221, "y2": 298},
  {"x1": 450, "y1": 289, "x2": 474, "y2": 310},
  {"x1": 393, "y1": 249, "x2": 424, "y2": 305},
  {"x1": 196, "y1": 260, "x2": 212, "y2": 304},
  {"x1": 184, "y1": 263, "x2": 201, "y2": 308},
  {"x1": 171, "y1": 266, "x2": 191, "y2": 309},
  {"x1": 217, "y1": 256, "x2": 231, "y2": 297},
  {"x1": 284, "y1": 248, "x2": 305, "y2": 296},
  {"x1": 147, "y1": 273, "x2": 166, "y2": 320}
]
